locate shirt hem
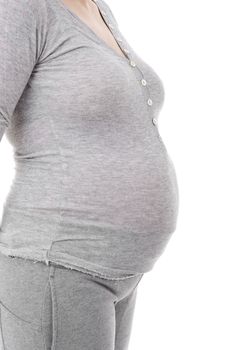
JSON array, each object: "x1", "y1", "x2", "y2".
[{"x1": 0, "y1": 245, "x2": 148, "y2": 281}]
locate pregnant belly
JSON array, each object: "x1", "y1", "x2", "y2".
[
  {"x1": 63, "y1": 135, "x2": 179, "y2": 234},
  {"x1": 6, "y1": 131, "x2": 179, "y2": 235},
  {"x1": 1, "y1": 132, "x2": 179, "y2": 274}
]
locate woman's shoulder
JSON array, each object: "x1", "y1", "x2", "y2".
[
  {"x1": 0, "y1": 0, "x2": 49, "y2": 27},
  {"x1": 3, "y1": 0, "x2": 46, "y2": 15}
]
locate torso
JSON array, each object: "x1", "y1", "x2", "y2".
[{"x1": 1, "y1": 0, "x2": 179, "y2": 277}]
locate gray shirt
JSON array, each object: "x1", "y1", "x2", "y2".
[{"x1": 0, "y1": 0, "x2": 179, "y2": 279}]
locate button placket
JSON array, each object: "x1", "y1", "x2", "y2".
[
  {"x1": 107, "y1": 23, "x2": 114, "y2": 29},
  {"x1": 129, "y1": 60, "x2": 136, "y2": 67},
  {"x1": 127, "y1": 57, "x2": 154, "y2": 112},
  {"x1": 134, "y1": 67, "x2": 154, "y2": 111},
  {"x1": 95, "y1": 1, "x2": 131, "y2": 62},
  {"x1": 133, "y1": 67, "x2": 155, "y2": 125},
  {"x1": 95, "y1": 0, "x2": 155, "y2": 120},
  {"x1": 129, "y1": 61, "x2": 154, "y2": 114},
  {"x1": 141, "y1": 78, "x2": 147, "y2": 86},
  {"x1": 147, "y1": 98, "x2": 153, "y2": 106},
  {"x1": 123, "y1": 48, "x2": 130, "y2": 54}
]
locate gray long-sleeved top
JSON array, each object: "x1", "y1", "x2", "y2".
[{"x1": 0, "y1": 0, "x2": 179, "y2": 279}]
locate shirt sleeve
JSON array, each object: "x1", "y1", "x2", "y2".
[{"x1": 0, "y1": 0, "x2": 47, "y2": 141}]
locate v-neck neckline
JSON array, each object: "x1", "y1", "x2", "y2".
[{"x1": 54, "y1": 0, "x2": 131, "y2": 63}]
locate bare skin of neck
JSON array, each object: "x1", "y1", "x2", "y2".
[{"x1": 61, "y1": 0, "x2": 127, "y2": 58}]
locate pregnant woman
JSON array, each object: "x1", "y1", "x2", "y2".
[{"x1": 0, "y1": 0, "x2": 179, "y2": 348}]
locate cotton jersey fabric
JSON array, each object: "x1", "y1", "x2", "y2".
[
  {"x1": 0, "y1": 251, "x2": 144, "y2": 349},
  {"x1": 0, "y1": 0, "x2": 179, "y2": 279}
]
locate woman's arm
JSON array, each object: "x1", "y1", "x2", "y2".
[{"x1": 0, "y1": 0, "x2": 47, "y2": 141}]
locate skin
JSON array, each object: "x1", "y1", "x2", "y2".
[{"x1": 62, "y1": 0, "x2": 126, "y2": 58}]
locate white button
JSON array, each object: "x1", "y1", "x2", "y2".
[
  {"x1": 117, "y1": 37, "x2": 123, "y2": 42},
  {"x1": 108, "y1": 23, "x2": 114, "y2": 29},
  {"x1": 141, "y1": 79, "x2": 147, "y2": 86},
  {"x1": 152, "y1": 117, "x2": 157, "y2": 125},
  {"x1": 147, "y1": 98, "x2": 153, "y2": 106},
  {"x1": 130, "y1": 60, "x2": 136, "y2": 67},
  {"x1": 101, "y1": 10, "x2": 106, "y2": 15},
  {"x1": 123, "y1": 48, "x2": 130, "y2": 54}
]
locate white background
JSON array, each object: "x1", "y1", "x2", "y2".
[{"x1": 1, "y1": 0, "x2": 233, "y2": 349}]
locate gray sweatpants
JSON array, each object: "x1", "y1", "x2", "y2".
[{"x1": 0, "y1": 252, "x2": 144, "y2": 350}]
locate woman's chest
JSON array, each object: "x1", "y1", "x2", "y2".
[{"x1": 28, "y1": 26, "x2": 165, "y2": 115}]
